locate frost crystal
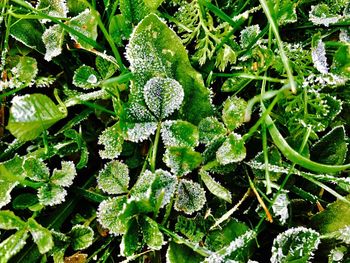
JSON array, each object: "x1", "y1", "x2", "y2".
[
  {"x1": 42, "y1": 25, "x2": 64, "y2": 61},
  {"x1": 143, "y1": 77, "x2": 184, "y2": 119},
  {"x1": 36, "y1": 0, "x2": 68, "y2": 21},
  {"x1": 312, "y1": 40, "x2": 329, "y2": 74},
  {"x1": 51, "y1": 161, "x2": 77, "y2": 187},
  {"x1": 240, "y1": 25, "x2": 261, "y2": 49},
  {"x1": 125, "y1": 122, "x2": 158, "y2": 142},
  {"x1": 309, "y1": 5, "x2": 340, "y2": 27},
  {"x1": 272, "y1": 193, "x2": 290, "y2": 225}
]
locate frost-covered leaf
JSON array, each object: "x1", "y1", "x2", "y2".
[
  {"x1": 37, "y1": 184, "x2": 67, "y2": 206},
  {"x1": 120, "y1": 0, "x2": 165, "y2": 24},
  {"x1": 276, "y1": 0, "x2": 298, "y2": 25},
  {"x1": 309, "y1": 4, "x2": 340, "y2": 27},
  {"x1": 70, "y1": 225, "x2": 94, "y2": 250},
  {"x1": 68, "y1": 9, "x2": 98, "y2": 49},
  {"x1": 36, "y1": 0, "x2": 68, "y2": 19},
  {"x1": 28, "y1": 218, "x2": 54, "y2": 254},
  {"x1": 126, "y1": 13, "x2": 213, "y2": 124},
  {"x1": 97, "y1": 196, "x2": 128, "y2": 235},
  {"x1": 97, "y1": 160, "x2": 129, "y2": 194},
  {"x1": 151, "y1": 169, "x2": 178, "y2": 208},
  {"x1": 199, "y1": 170, "x2": 231, "y2": 203},
  {"x1": 10, "y1": 19, "x2": 45, "y2": 52},
  {"x1": 51, "y1": 161, "x2": 77, "y2": 187},
  {"x1": 331, "y1": 45, "x2": 350, "y2": 78},
  {"x1": 271, "y1": 227, "x2": 320, "y2": 263},
  {"x1": 73, "y1": 65, "x2": 100, "y2": 89},
  {"x1": 216, "y1": 133, "x2": 246, "y2": 165},
  {"x1": 240, "y1": 25, "x2": 261, "y2": 49},
  {"x1": 95, "y1": 56, "x2": 118, "y2": 79},
  {"x1": 0, "y1": 210, "x2": 25, "y2": 230},
  {"x1": 98, "y1": 123, "x2": 124, "y2": 159},
  {"x1": 144, "y1": 77, "x2": 184, "y2": 120},
  {"x1": 42, "y1": 24, "x2": 65, "y2": 61},
  {"x1": 63, "y1": 129, "x2": 89, "y2": 169},
  {"x1": 12, "y1": 56, "x2": 38, "y2": 86},
  {"x1": 163, "y1": 146, "x2": 202, "y2": 177},
  {"x1": 7, "y1": 94, "x2": 67, "y2": 141},
  {"x1": 222, "y1": 96, "x2": 247, "y2": 131},
  {"x1": 215, "y1": 44, "x2": 237, "y2": 72},
  {"x1": 0, "y1": 229, "x2": 29, "y2": 263},
  {"x1": 166, "y1": 242, "x2": 204, "y2": 263},
  {"x1": 311, "y1": 36, "x2": 329, "y2": 74},
  {"x1": 139, "y1": 216, "x2": 164, "y2": 250},
  {"x1": 109, "y1": 14, "x2": 132, "y2": 46},
  {"x1": 311, "y1": 126, "x2": 348, "y2": 165},
  {"x1": 120, "y1": 217, "x2": 142, "y2": 257},
  {"x1": 23, "y1": 157, "x2": 50, "y2": 182},
  {"x1": 161, "y1": 120, "x2": 199, "y2": 148},
  {"x1": 125, "y1": 122, "x2": 158, "y2": 143},
  {"x1": 198, "y1": 117, "x2": 226, "y2": 145},
  {"x1": 271, "y1": 193, "x2": 290, "y2": 225},
  {"x1": 175, "y1": 179, "x2": 206, "y2": 215}
]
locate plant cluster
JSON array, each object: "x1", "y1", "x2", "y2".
[{"x1": 0, "y1": 0, "x2": 350, "y2": 262}]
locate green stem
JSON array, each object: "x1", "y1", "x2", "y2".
[
  {"x1": 258, "y1": 0, "x2": 297, "y2": 93},
  {"x1": 213, "y1": 73, "x2": 287, "y2": 83},
  {"x1": 150, "y1": 122, "x2": 161, "y2": 172}
]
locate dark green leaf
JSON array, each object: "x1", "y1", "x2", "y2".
[
  {"x1": 222, "y1": 96, "x2": 247, "y2": 131},
  {"x1": 120, "y1": 217, "x2": 142, "y2": 257},
  {"x1": 97, "y1": 160, "x2": 129, "y2": 194},
  {"x1": 139, "y1": 216, "x2": 163, "y2": 250},
  {"x1": 216, "y1": 133, "x2": 246, "y2": 164},
  {"x1": 166, "y1": 242, "x2": 204, "y2": 263},
  {"x1": 73, "y1": 65, "x2": 100, "y2": 89},
  {"x1": 23, "y1": 157, "x2": 50, "y2": 182},
  {"x1": 37, "y1": 184, "x2": 67, "y2": 206},
  {"x1": 161, "y1": 120, "x2": 199, "y2": 148},
  {"x1": 175, "y1": 179, "x2": 206, "y2": 215},
  {"x1": 199, "y1": 170, "x2": 231, "y2": 203},
  {"x1": 70, "y1": 225, "x2": 94, "y2": 250},
  {"x1": 198, "y1": 117, "x2": 226, "y2": 145}
]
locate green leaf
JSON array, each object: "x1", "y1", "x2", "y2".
[
  {"x1": 161, "y1": 120, "x2": 199, "y2": 148},
  {"x1": 139, "y1": 216, "x2": 164, "y2": 250},
  {"x1": 0, "y1": 210, "x2": 25, "y2": 230},
  {"x1": 331, "y1": 45, "x2": 350, "y2": 78},
  {"x1": 215, "y1": 44, "x2": 237, "y2": 72},
  {"x1": 240, "y1": 25, "x2": 261, "y2": 49},
  {"x1": 13, "y1": 56, "x2": 38, "y2": 85},
  {"x1": 7, "y1": 94, "x2": 67, "y2": 141},
  {"x1": 51, "y1": 161, "x2": 77, "y2": 187},
  {"x1": 311, "y1": 126, "x2": 348, "y2": 165},
  {"x1": 199, "y1": 170, "x2": 231, "y2": 203},
  {"x1": 120, "y1": 0, "x2": 164, "y2": 24},
  {"x1": 175, "y1": 215, "x2": 207, "y2": 243},
  {"x1": 275, "y1": 0, "x2": 298, "y2": 25},
  {"x1": 126, "y1": 13, "x2": 213, "y2": 124},
  {"x1": 144, "y1": 77, "x2": 184, "y2": 120},
  {"x1": 63, "y1": 129, "x2": 89, "y2": 169},
  {"x1": 271, "y1": 227, "x2": 320, "y2": 263},
  {"x1": 10, "y1": 19, "x2": 45, "y2": 52},
  {"x1": 198, "y1": 117, "x2": 226, "y2": 145},
  {"x1": 68, "y1": 9, "x2": 98, "y2": 49},
  {"x1": 175, "y1": 179, "x2": 206, "y2": 215},
  {"x1": 95, "y1": 56, "x2": 118, "y2": 79},
  {"x1": 42, "y1": 25, "x2": 65, "y2": 61},
  {"x1": 166, "y1": 242, "x2": 204, "y2": 263},
  {"x1": 309, "y1": 4, "x2": 340, "y2": 27},
  {"x1": 151, "y1": 169, "x2": 178, "y2": 208},
  {"x1": 97, "y1": 196, "x2": 128, "y2": 235},
  {"x1": 120, "y1": 217, "x2": 142, "y2": 257},
  {"x1": 73, "y1": 65, "x2": 100, "y2": 89},
  {"x1": 70, "y1": 225, "x2": 94, "y2": 250},
  {"x1": 12, "y1": 193, "x2": 39, "y2": 210},
  {"x1": 23, "y1": 157, "x2": 50, "y2": 182},
  {"x1": 109, "y1": 14, "x2": 132, "y2": 46},
  {"x1": 216, "y1": 133, "x2": 246, "y2": 165},
  {"x1": 222, "y1": 96, "x2": 247, "y2": 131},
  {"x1": 36, "y1": 0, "x2": 68, "y2": 19},
  {"x1": 98, "y1": 123, "x2": 124, "y2": 159},
  {"x1": 37, "y1": 184, "x2": 67, "y2": 206},
  {"x1": 163, "y1": 146, "x2": 202, "y2": 176},
  {"x1": 28, "y1": 218, "x2": 54, "y2": 254},
  {"x1": 97, "y1": 160, "x2": 129, "y2": 194},
  {"x1": 0, "y1": 229, "x2": 29, "y2": 263}
]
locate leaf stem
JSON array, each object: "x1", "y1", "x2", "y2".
[
  {"x1": 213, "y1": 73, "x2": 287, "y2": 83},
  {"x1": 150, "y1": 122, "x2": 161, "y2": 172}
]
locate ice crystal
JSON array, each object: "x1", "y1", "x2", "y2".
[
  {"x1": 50, "y1": 161, "x2": 77, "y2": 187},
  {"x1": 97, "y1": 160, "x2": 129, "y2": 195},
  {"x1": 271, "y1": 192, "x2": 290, "y2": 225},
  {"x1": 125, "y1": 122, "x2": 158, "y2": 142},
  {"x1": 198, "y1": 117, "x2": 226, "y2": 145},
  {"x1": 312, "y1": 39, "x2": 329, "y2": 74},
  {"x1": 42, "y1": 25, "x2": 64, "y2": 61},
  {"x1": 143, "y1": 77, "x2": 184, "y2": 120}
]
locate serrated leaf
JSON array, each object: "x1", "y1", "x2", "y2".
[
  {"x1": 7, "y1": 94, "x2": 67, "y2": 141},
  {"x1": 97, "y1": 160, "x2": 129, "y2": 194},
  {"x1": 97, "y1": 196, "x2": 128, "y2": 235},
  {"x1": 151, "y1": 169, "x2": 178, "y2": 208},
  {"x1": 70, "y1": 225, "x2": 94, "y2": 250},
  {"x1": 37, "y1": 184, "x2": 67, "y2": 206},
  {"x1": 23, "y1": 157, "x2": 50, "y2": 182},
  {"x1": 13, "y1": 56, "x2": 38, "y2": 85},
  {"x1": 311, "y1": 126, "x2": 348, "y2": 165},
  {"x1": 125, "y1": 122, "x2": 158, "y2": 143},
  {"x1": 0, "y1": 210, "x2": 25, "y2": 230},
  {"x1": 161, "y1": 120, "x2": 199, "y2": 148},
  {"x1": 28, "y1": 218, "x2": 54, "y2": 254},
  {"x1": 331, "y1": 45, "x2": 350, "y2": 78},
  {"x1": 126, "y1": 14, "x2": 213, "y2": 124},
  {"x1": 95, "y1": 56, "x2": 118, "y2": 79},
  {"x1": 175, "y1": 179, "x2": 206, "y2": 215},
  {"x1": 216, "y1": 133, "x2": 246, "y2": 165},
  {"x1": 98, "y1": 123, "x2": 124, "y2": 159},
  {"x1": 199, "y1": 170, "x2": 231, "y2": 203},
  {"x1": 0, "y1": 229, "x2": 29, "y2": 263},
  {"x1": 120, "y1": 217, "x2": 142, "y2": 257},
  {"x1": 68, "y1": 9, "x2": 98, "y2": 49},
  {"x1": 51, "y1": 161, "x2": 77, "y2": 187},
  {"x1": 42, "y1": 25, "x2": 65, "y2": 61},
  {"x1": 240, "y1": 25, "x2": 261, "y2": 49},
  {"x1": 271, "y1": 227, "x2": 320, "y2": 263},
  {"x1": 309, "y1": 4, "x2": 340, "y2": 27},
  {"x1": 163, "y1": 147, "x2": 202, "y2": 177},
  {"x1": 166, "y1": 242, "x2": 204, "y2": 263},
  {"x1": 73, "y1": 65, "x2": 100, "y2": 89},
  {"x1": 139, "y1": 216, "x2": 164, "y2": 250},
  {"x1": 36, "y1": 0, "x2": 68, "y2": 19},
  {"x1": 144, "y1": 77, "x2": 184, "y2": 120},
  {"x1": 276, "y1": 0, "x2": 298, "y2": 25},
  {"x1": 175, "y1": 215, "x2": 207, "y2": 243},
  {"x1": 222, "y1": 96, "x2": 247, "y2": 131},
  {"x1": 198, "y1": 117, "x2": 226, "y2": 145}
]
